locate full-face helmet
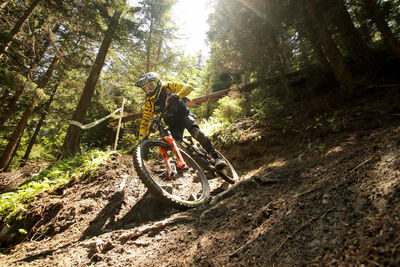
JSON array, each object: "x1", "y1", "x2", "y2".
[{"x1": 135, "y1": 72, "x2": 162, "y2": 99}]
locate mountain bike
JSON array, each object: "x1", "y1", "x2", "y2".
[{"x1": 133, "y1": 112, "x2": 238, "y2": 208}]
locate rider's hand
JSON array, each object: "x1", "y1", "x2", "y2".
[{"x1": 166, "y1": 94, "x2": 180, "y2": 110}]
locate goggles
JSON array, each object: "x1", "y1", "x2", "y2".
[{"x1": 142, "y1": 81, "x2": 157, "y2": 94}]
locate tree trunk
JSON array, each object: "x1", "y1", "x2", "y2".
[
  {"x1": 59, "y1": 9, "x2": 122, "y2": 158},
  {"x1": 332, "y1": 0, "x2": 376, "y2": 68},
  {"x1": 0, "y1": 51, "x2": 61, "y2": 170},
  {"x1": 364, "y1": 0, "x2": 400, "y2": 60},
  {"x1": 265, "y1": 22, "x2": 293, "y2": 100},
  {"x1": 4, "y1": 134, "x2": 23, "y2": 172},
  {"x1": 301, "y1": 23, "x2": 331, "y2": 72},
  {"x1": 0, "y1": 86, "x2": 25, "y2": 126},
  {"x1": 0, "y1": 90, "x2": 39, "y2": 170},
  {"x1": 37, "y1": 53, "x2": 62, "y2": 89},
  {"x1": 295, "y1": 2, "x2": 332, "y2": 73},
  {"x1": 293, "y1": 0, "x2": 331, "y2": 73},
  {"x1": 264, "y1": 1, "x2": 293, "y2": 100},
  {"x1": 0, "y1": 0, "x2": 42, "y2": 58},
  {"x1": 276, "y1": 53, "x2": 292, "y2": 100},
  {"x1": 304, "y1": 0, "x2": 353, "y2": 84},
  {"x1": 0, "y1": 88, "x2": 10, "y2": 110},
  {"x1": 19, "y1": 84, "x2": 59, "y2": 167}
]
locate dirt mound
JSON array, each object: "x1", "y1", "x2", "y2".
[{"x1": 1, "y1": 87, "x2": 400, "y2": 266}]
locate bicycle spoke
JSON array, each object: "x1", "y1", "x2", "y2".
[{"x1": 137, "y1": 140, "x2": 209, "y2": 206}]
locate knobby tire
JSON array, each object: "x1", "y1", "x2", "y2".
[
  {"x1": 214, "y1": 150, "x2": 239, "y2": 184},
  {"x1": 133, "y1": 139, "x2": 211, "y2": 208}
]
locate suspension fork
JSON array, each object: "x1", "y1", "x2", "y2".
[
  {"x1": 159, "y1": 135, "x2": 187, "y2": 179},
  {"x1": 158, "y1": 146, "x2": 177, "y2": 179}
]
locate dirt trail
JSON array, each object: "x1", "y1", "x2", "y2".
[{"x1": 1, "y1": 87, "x2": 400, "y2": 266}]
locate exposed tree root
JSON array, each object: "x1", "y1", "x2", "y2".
[{"x1": 118, "y1": 214, "x2": 192, "y2": 242}]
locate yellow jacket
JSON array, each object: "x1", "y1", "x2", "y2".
[{"x1": 139, "y1": 82, "x2": 193, "y2": 140}]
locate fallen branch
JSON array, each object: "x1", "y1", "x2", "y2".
[
  {"x1": 131, "y1": 240, "x2": 150, "y2": 246},
  {"x1": 109, "y1": 71, "x2": 302, "y2": 126},
  {"x1": 118, "y1": 215, "x2": 192, "y2": 242}
]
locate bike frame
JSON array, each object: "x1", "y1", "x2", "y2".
[
  {"x1": 178, "y1": 137, "x2": 215, "y2": 172},
  {"x1": 149, "y1": 109, "x2": 220, "y2": 179}
]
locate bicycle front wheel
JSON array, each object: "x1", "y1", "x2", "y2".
[{"x1": 133, "y1": 139, "x2": 210, "y2": 208}]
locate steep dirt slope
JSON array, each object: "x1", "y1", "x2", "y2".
[{"x1": 1, "y1": 86, "x2": 400, "y2": 266}]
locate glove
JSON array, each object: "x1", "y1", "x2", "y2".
[{"x1": 166, "y1": 94, "x2": 180, "y2": 110}]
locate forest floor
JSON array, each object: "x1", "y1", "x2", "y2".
[{"x1": 0, "y1": 85, "x2": 400, "y2": 266}]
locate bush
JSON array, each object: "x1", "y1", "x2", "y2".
[
  {"x1": 199, "y1": 117, "x2": 242, "y2": 146},
  {"x1": 197, "y1": 96, "x2": 246, "y2": 146},
  {"x1": 247, "y1": 87, "x2": 284, "y2": 124},
  {"x1": 119, "y1": 133, "x2": 139, "y2": 153},
  {"x1": 212, "y1": 96, "x2": 245, "y2": 123}
]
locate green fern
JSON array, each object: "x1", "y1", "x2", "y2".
[{"x1": 0, "y1": 150, "x2": 111, "y2": 224}]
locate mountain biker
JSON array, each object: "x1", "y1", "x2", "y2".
[{"x1": 135, "y1": 72, "x2": 227, "y2": 170}]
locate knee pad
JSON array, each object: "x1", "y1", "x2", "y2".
[
  {"x1": 188, "y1": 126, "x2": 214, "y2": 153},
  {"x1": 188, "y1": 125, "x2": 201, "y2": 139}
]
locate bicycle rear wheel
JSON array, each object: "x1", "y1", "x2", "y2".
[
  {"x1": 133, "y1": 139, "x2": 210, "y2": 208},
  {"x1": 215, "y1": 150, "x2": 239, "y2": 184}
]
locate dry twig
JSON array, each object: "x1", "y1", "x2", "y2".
[{"x1": 349, "y1": 156, "x2": 374, "y2": 173}]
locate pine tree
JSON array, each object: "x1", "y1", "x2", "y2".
[
  {"x1": 59, "y1": 4, "x2": 125, "y2": 157},
  {"x1": 364, "y1": 0, "x2": 400, "y2": 59}
]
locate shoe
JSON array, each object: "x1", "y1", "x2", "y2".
[{"x1": 214, "y1": 158, "x2": 227, "y2": 170}]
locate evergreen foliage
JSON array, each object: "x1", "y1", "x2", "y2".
[{"x1": 0, "y1": 0, "x2": 399, "y2": 170}]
